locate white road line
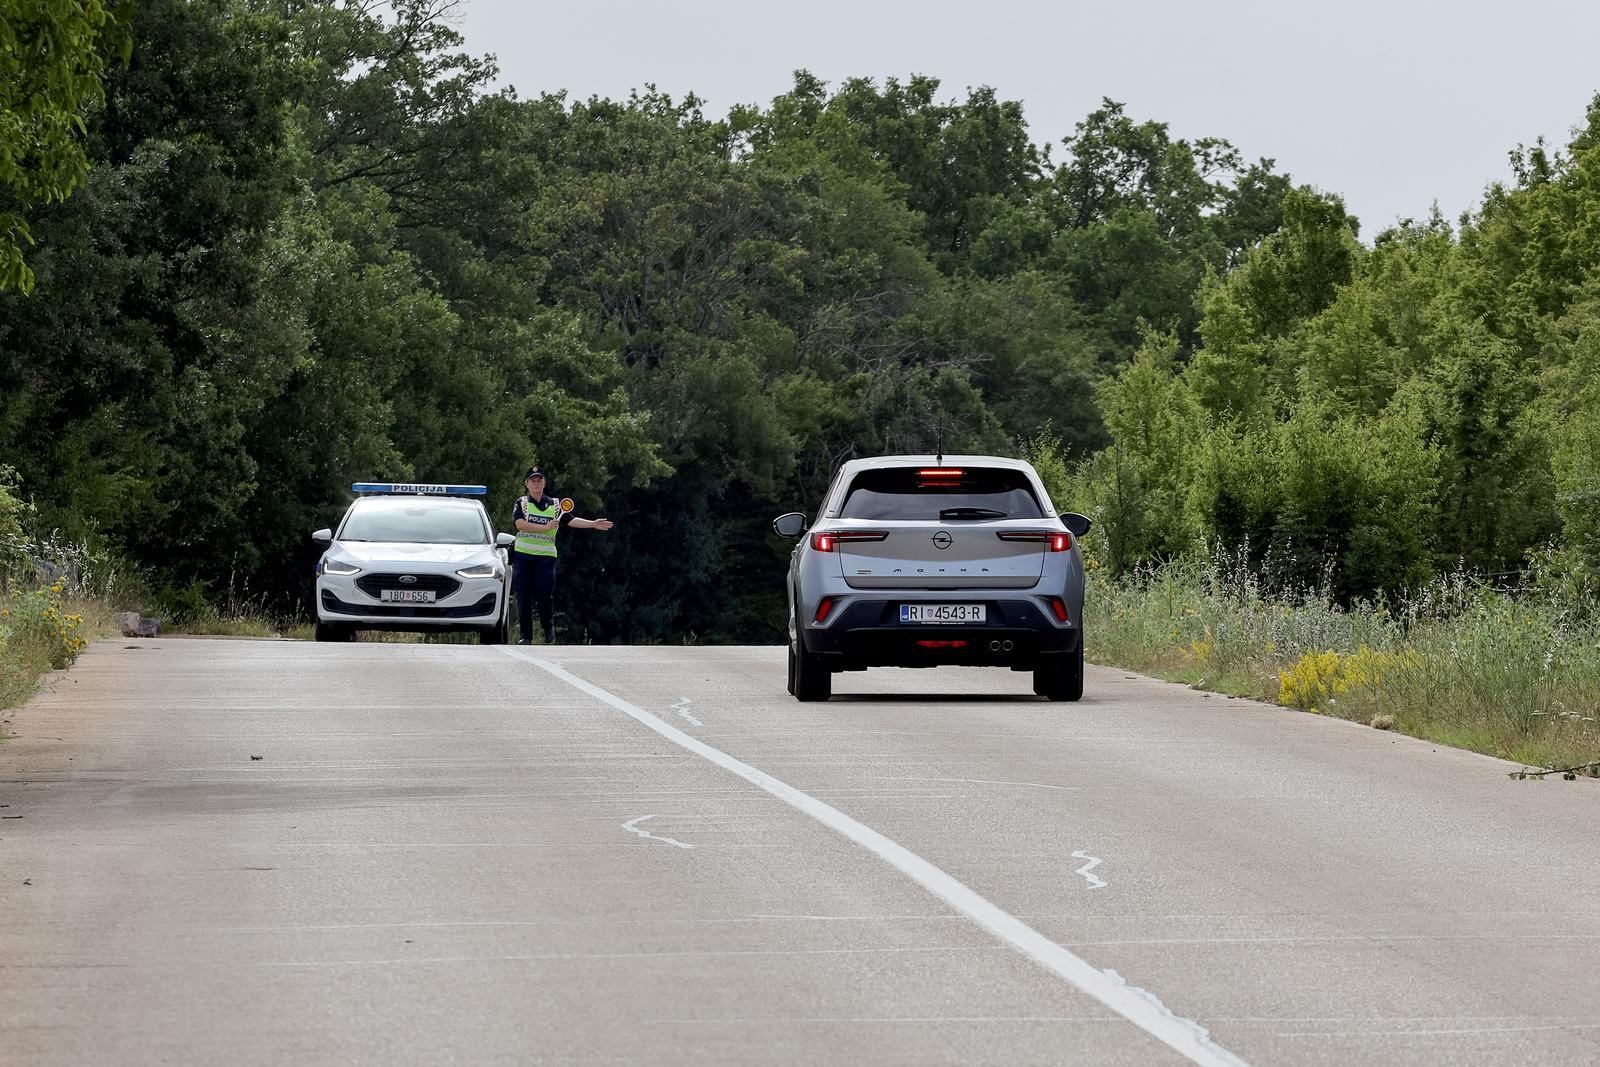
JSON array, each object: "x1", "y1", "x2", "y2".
[
  {"x1": 621, "y1": 815, "x2": 694, "y2": 849},
  {"x1": 498, "y1": 647, "x2": 1251, "y2": 1067},
  {"x1": 1072, "y1": 849, "x2": 1108, "y2": 890},
  {"x1": 671, "y1": 696, "x2": 703, "y2": 727}
]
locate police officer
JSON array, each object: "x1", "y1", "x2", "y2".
[{"x1": 511, "y1": 466, "x2": 614, "y2": 644}]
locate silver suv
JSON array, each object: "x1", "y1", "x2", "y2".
[{"x1": 773, "y1": 455, "x2": 1091, "y2": 702}]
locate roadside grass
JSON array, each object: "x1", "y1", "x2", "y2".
[
  {"x1": 1, "y1": 588, "x2": 118, "y2": 719},
  {"x1": 1085, "y1": 552, "x2": 1600, "y2": 775},
  {"x1": 176, "y1": 606, "x2": 302, "y2": 639}
]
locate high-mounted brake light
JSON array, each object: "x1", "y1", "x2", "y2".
[
  {"x1": 917, "y1": 468, "x2": 965, "y2": 478},
  {"x1": 812, "y1": 531, "x2": 888, "y2": 552},
  {"x1": 997, "y1": 530, "x2": 1072, "y2": 551}
]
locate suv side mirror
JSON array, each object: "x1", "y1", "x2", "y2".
[
  {"x1": 772, "y1": 512, "x2": 808, "y2": 538},
  {"x1": 311, "y1": 528, "x2": 333, "y2": 543},
  {"x1": 496, "y1": 533, "x2": 516, "y2": 547},
  {"x1": 1062, "y1": 513, "x2": 1093, "y2": 537}
]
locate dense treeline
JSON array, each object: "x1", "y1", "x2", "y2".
[
  {"x1": 1075, "y1": 114, "x2": 1600, "y2": 603},
  {"x1": 1, "y1": 0, "x2": 1596, "y2": 640}
]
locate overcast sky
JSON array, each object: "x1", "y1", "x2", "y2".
[{"x1": 456, "y1": 0, "x2": 1598, "y2": 237}]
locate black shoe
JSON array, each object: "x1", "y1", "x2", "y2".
[
  {"x1": 541, "y1": 628, "x2": 555, "y2": 645},
  {"x1": 516, "y1": 638, "x2": 532, "y2": 646}
]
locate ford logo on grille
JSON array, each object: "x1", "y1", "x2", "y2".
[
  {"x1": 931, "y1": 532, "x2": 954, "y2": 550},
  {"x1": 398, "y1": 575, "x2": 418, "y2": 584}
]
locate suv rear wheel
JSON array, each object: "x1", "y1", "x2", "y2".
[
  {"x1": 790, "y1": 618, "x2": 832, "y2": 702},
  {"x1": 1034, "y1": 641, "x2": 1084, "y2": 701}
]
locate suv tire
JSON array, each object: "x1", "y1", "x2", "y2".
[
  {"x1": 1034, "y1": 640, "x2": 1084, "y2": 701},
  {"x1": 791, "y1": 624, "x2": 832, "y2": 702}
]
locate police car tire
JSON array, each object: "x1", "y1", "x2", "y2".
[
  {"x1": 314, "y1": 620, "x2": 354, "y2": 643},
  {"x1": 479, "y1": 616, "x2": 508, "y2": 645},
  {"x1": 1034, "y1": 641, "x2": 1084, "y2": 701},
  {"x1": 792, "y1": 639, "x2": 832, "y2": 702}
]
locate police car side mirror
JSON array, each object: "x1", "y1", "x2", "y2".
[
  {"x1": 1062, "y1": 513, "x2": 1093, "y2": 537},
  {"x1": 495, "y1": 533, "x2": 515, "y2": 547},
  {"x1": 772, "y1": 512, "x2": 808, "y2": 538},
  {"x1": 311, "y1": 528, "x2": 333, "y2": 544}
]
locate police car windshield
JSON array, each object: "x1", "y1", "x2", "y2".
[
  {"x1": 339, "y1": 501, "x2": 490, "y2": 544},
  {"x1": 839, "y1": 468, "x2": 1043, "y2": 521}
]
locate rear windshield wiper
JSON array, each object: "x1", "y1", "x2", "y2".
[{"x1": 939, "y1": 507, "x2": 1008, "y2": 520}]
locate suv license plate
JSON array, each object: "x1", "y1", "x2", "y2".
[
  {"x1": 901, "y1": 603, "x2": 984, "y2": 624},
  {"x1": 381, "y1": 589, "x2": 436, "y2": 604}
]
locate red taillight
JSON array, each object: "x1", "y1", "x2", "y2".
[
  {"x1": 815, "y1": 596, "x2": 838, "y2": 623},
  {"x1": 997, "y1": 530, "x2": 1072, "y2": 551},
  {"x1": 916, "y1": 639, "x2": 969, "y2": 649},
  {"x1": 1046, "y1": 596, "x2": 1069, "y2": 623},
  {"x1": 917, "y1": 468, "x2": 965, "y2": 478},
  {"x1": 812, "y1": 531, "x2": 888, "y2": 552}
]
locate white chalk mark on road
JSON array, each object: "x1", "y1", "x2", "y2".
[
  {"x1": 501, "y1": 646, "x2": 1251, "y2": 1067},
  {"x1": 671, "y1": 697, "x2": 703, "y2": 727},
  {"x1": 621, "y1": 815, "x2": 694, "y2": 849},
  {"x1": 1072, "y1": 850, "x2": 1108, "y2": 890}
]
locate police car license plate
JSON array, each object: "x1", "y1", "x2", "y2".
[
  {"x1": 901, "y1": 603, "x2": 984, "y2": 624},
  {"x1": 381, "y1": 589, "x2": 436, "y2": 604}
]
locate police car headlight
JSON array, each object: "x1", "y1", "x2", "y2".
[
  {"x1": 456, "y1": 562, "x2": 500, "y2": 579},
  {"x1": 322, "y1": 558, "x2": 361, "y2": 576}
]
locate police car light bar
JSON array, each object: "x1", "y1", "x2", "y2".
[{"x1": 352, "y1": 483, "x2": 488, "y2": 496}]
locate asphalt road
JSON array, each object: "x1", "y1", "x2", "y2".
[{"x1": 3, "y1": 639, "x2": 1599, "y2": 1066}]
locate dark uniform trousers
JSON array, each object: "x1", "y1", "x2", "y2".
[{"x1": 512, "y1": 552, "x2": 557, "y2": 640}]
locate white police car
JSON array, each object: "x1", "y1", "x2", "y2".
[{"x1": 311, "y1": 483, "x2": 514, "y2": 644}]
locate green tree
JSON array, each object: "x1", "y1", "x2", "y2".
[{"x1": 0, "y1": 0, "x2": 131, "y2": 291}]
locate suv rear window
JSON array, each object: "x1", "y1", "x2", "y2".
[{"x1": 839, "y1": 467, "x2": 1043, "y2": 521}]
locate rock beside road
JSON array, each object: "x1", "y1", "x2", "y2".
[{"x1": 115, "y1": 612, "x2": 162, "y2": 638}]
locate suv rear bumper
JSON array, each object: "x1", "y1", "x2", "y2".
[{"x1": 801, "y1": 598, "x2": 1078, "y2": 669}]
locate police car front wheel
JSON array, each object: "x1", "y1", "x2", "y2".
[{"x1": 314, "y1": 620, "x2": 355, "y2": 643}]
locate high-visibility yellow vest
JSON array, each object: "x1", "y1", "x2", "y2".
[{"x1": 514, "y1": 497, "x2": 559, "y2": 557}]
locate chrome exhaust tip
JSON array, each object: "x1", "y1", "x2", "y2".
[
  {"x1": 1001, "y1": 640, "x2": 1015, "y2": 652},
  {"x1": 989, "y1": 640, "x2": 1003, "y2": 652}
]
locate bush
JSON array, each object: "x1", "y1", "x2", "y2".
[
  {"x1": 1, "y1": 580, "x2": 90, "y2": 670},
  {"x1": 1188, "y1": 396, "x2": 1441, "y2": 600}
]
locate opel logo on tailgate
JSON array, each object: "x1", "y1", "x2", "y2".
[
  {"x1": 931, "y1": 532, "x2": 954, "y2": 550},
  {"x1": 398, "y1": 575, "x2": 418, "y2": 584}
]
